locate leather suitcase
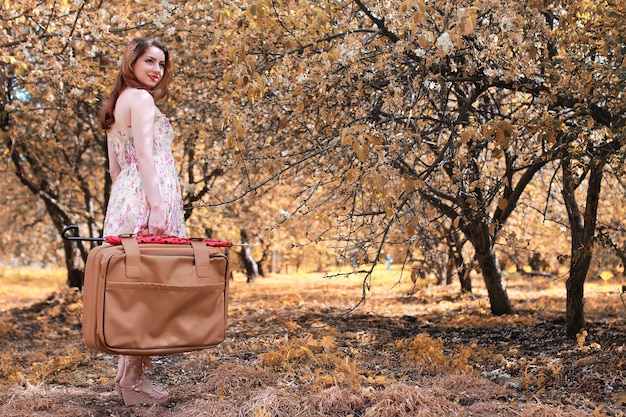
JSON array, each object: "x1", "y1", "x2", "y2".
[{"x1": 82, "y1": 236, "x2": 229, "y2": 355}]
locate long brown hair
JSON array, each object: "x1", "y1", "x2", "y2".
[{"x1": 99, "y1": 38, "x2": 173, "y2": 131}]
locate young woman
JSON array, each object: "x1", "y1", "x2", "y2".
[{"x1": 98, "y1": 38, "x2": 186, "y2": 406}]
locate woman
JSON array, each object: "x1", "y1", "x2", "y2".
[{"x1": 98, "y1": 38, "x2": 186, "y2": 406}]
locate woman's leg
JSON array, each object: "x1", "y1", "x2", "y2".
[
  {"x1": 115, "y1": 355, "x2": 152, "y2": 383},
  {"x1": 117, "y1": 355, "x2": 168, "y2": 405},
  {"x1": 115, "y1": 355, "x2": 124, "y2": 383}
]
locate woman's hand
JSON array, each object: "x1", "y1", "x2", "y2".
[{"x1": 148, "y1": 206, "x2": 167, "y2": 236}]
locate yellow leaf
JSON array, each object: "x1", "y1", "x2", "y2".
[
  {"x1": 320, "y1": 335, "x2": 335, "y2": 348},
  {"x1": 599, "y1": 271, "x2": 614, "y2": 281},
  {"x1": 232, "y1": 116, "x2": 246, "y2": 139},
  {"x1": 413, "y1": 10, "x2": 425, "y2": 25},
  {"x1": 612, "y1": 391, "x2": 626, "y2": 407},
  {"x1": 458, "y1": 7, "x2": 477, "y2": 35},
  {"x1": 300, "y1": 346, "x2": 317, "y2": 360}
]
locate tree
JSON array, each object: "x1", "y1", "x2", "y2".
[
  {"x1": 546, "y1": 0, "x2": 626, "y2": 336},
  {"x1": 212, "y1": 0, "x2": 572, "y2": 315},
  {"x1": 1, "y1": 1, "x2": 111, "y2": 285},
  {"x1": 213, "y1": 0, "x2": 626, "y2": 325}
]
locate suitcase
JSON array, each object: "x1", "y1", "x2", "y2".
[{"x1": 80, "y1": 235, "x2": 230, "y2": 355}]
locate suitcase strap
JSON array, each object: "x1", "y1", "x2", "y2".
[
  {"x1": 120, "y1": 237, "x2": 213, "y2": 278},
  {"x1": 190, "y1": 240, "x2": 213, "y2": 278}
]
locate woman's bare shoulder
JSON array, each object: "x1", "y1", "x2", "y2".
[
  {"x1": 113, "y1": 89, "x2": 156, "y2": 128},
  {"x1": 119, "y1": 88, "x2": 154, "y2": 103},
  {"x1": 117, "y1": 89, "x2": 156, "y2": 117}
]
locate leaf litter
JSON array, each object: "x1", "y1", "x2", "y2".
[{"x1": 0, "y1": 272, "x2": 625, "y2": 416}]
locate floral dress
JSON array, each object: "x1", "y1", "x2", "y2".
[{"x1": 103, "y1": 113, "x2": 186, "y2": 238}]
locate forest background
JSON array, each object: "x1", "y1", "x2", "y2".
[
  {"x1": 2, "y1": 0, "x2": 626, "y2": 334},
  {"x1": 1, "y1": 1, "x2": 626, "y2": 413}
]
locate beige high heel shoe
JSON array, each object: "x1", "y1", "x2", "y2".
[{"x1": 117, "y1": 355, "x2": 169, "y2": 406}]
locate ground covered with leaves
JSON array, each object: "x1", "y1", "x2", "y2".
[{"x1": 1, "y1": 268, "x2": 626, "y2": 416}]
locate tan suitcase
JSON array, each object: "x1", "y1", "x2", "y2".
[{"x1": 82, "y1": 236, "x2": 229, "y2": 355}]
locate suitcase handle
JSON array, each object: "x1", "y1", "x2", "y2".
[
  {"x1": 62, "y1": 225, "x2": 105, "y2": 242},
  {"x1": 120, "y1": 237, "x2": 142, "y2": 278},
  {"x1": 120, "y1": 236, "x2": 215, "y2": 279}
]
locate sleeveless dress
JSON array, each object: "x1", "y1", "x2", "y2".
[{"x1": 103, "y1": 113, "x2": 186, "y2": 238}]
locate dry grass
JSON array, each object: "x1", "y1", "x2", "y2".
[
  {"x1": 1, "y1": 265, "x2": 626, "y2": 416},
  {"x1": 0, "y1": 266, "x2": 66, "y2": 312},
  {"x1": 203, "y1": 362, "x2": 278, "y2": 398}
]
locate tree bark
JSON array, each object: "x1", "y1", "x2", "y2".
[
  {"x1": 561, "y1": 157, "x2": 604, "y2": 337},
  {"x1": 458, "y1": 266, "x2": 472, "y2": 293},
  {"x1": 239, "y1": 229, "x2": 259, "y2": 283},
  {"x1": 446, "y1": 231, "x2": 472, "y2": 292},
  {"x1": 565, "y1": 263, "x2": 587, "y2": 338},
  {"x1": 44, "y1": 201, "x2": 89, "y2": 289},
  {"x1": 63, "y1": 239, "x2": 85, "y2": 288},
  {"x1": 466, "y1": 220, "x2": 512, "y2": 315},
  {"x1": 476, "y1": 244, "x2": 511, "y2": 315}
]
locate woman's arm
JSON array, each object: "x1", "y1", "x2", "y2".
[
  {"x1": 129, "y1": 89, "x2": 166, "y2": 235},
  {"x1": 107, "y1": 138, "x2": 121, "y2": 183}
]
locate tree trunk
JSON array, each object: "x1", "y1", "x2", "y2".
[
  {"x1": 447, "y1": 231, "x2": 471, "y2": 292},
  {"x1": 566, "y1": 259, "x2": 588, "y2": 337},
  {"x1": 476, "y1": 244, "x2": 512, "y2": 315},
  {"x1": 561, "y1": 157, "x2": 604, "y2": 337},
  {"x1": 239, "y1": 229, "x2": 258, "y2": 283},
  {"x1": 48, "y1": 206, "x2": 89, "y2": 289},
  {"x1": 466, "y1": 221, "x2": 512, "y2": 315},
  {"x1": 64, "y1": 240, "x2": 84, "y2": 288},
  {"x1": 458, "y1": 265, "x2": 472, "y2": 293},
  {"x1": 256, "y1": 234, "x2": 268, "y2": 277}
]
